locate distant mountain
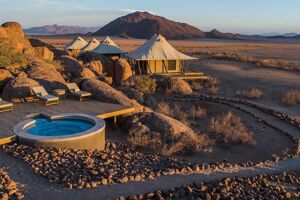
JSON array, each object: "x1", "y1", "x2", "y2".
[
  {"x1": 93, "y1": 11, "x2": 205, "y2": 39},
  {"x1": 205, "y1": 29, "x2": 240, "y2": 40},
  {"x1": 24, "y1": 24, "x2": 99, "y2": 35},
  {"x1": 282, "y1": 32, "x2": 299, "y2": 37}
]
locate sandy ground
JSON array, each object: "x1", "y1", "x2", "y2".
[{"x1": 190, "y1": 59, "x2": 300, "y2": 119}]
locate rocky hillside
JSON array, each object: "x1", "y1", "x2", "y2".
[
  {"x1": 93, "y1": 12, "x2": 205, "y2": 40},
  {"x1": 205, "y1": 29, "x2": 240, "y2": 40},
  {"x1": 24, "y1": 24, "x2": 99, "y2": 35}
]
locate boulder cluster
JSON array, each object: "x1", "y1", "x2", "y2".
[
  {"x1": 1, "y1": 143, "x2": 194, "y2": 190},
  {"x1": 121, "y1": 172, "x2": 300, "y2": 200},
  {"x1": 0, "y1": 168, "x2": 23, "y2": 200}
]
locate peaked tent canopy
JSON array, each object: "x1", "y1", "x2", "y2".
[
  {"x1": 127, "y1": 34, "x2": 197, "y2": 75},
  {"x1": 64, "y1": 36, "x2": 88, "y2": 50},
  {"x1": 82, "y1": 38, "x2": 100, "y2": 51},
  {"x1": 128, "y1": 34, "x2": 197, "y2": 61},
  {"x1": 92, "y1": 36, "x2": 124, "y2": 55}
]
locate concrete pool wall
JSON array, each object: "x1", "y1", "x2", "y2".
[{"x1": 13, "y1": 113, "x2": 106, "y2": 150}]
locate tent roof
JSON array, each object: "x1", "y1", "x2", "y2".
[
  {"x1": 128, "y1": 34, "x2": 197, "y2": 61},
  {"x1": 82, "y1": 38, "x2": 100, "y2": 51},
  {"x1": 64, "y1": 36, "x2": 88, "y2": 50},
  {"x1": 92, "y1": 36, "x2": 124, "y2": 55}
]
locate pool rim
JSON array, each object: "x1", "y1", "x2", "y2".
[{"x1": 13, "y1": 113, "x2": 106, "y2": 142}]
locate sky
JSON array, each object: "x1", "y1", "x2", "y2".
[{"x1": 0, "y1": 0, "x2": 299, "y2": 34}]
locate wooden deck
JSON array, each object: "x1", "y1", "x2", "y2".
[{"x1": 0, "y1": 100, "x2": 134, "y2": 145}]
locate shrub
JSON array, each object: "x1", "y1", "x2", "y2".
[
  {"x1": 208, "y1": 77, "x2": 219, "y2": 87},
  {"x1": 191, "y1": 106, "x2": 207, "y2": 119},
  {"x1": 127, "y1": 130, "x2": 161, "y2": 150},
  {"x1": 209, "y1": 111, "x2": 256, "y2": 145},
  {"x1": 161, "y1": 133, "x2": 213, "y2": 156},
  {"x1": 282, "y1": 90, "x2": 300, "y2": 106},
  {"x1": 189, "y1": 80, "x2": 204, "y2": 91},
  {"x1": 237, "y1": 88, "x2": 263, "y2": 99},
  {"x1": 0, "y1": 41, "x2": 28, "y2": 72},
  {"x1": 134, "y1": 76, "x2": 157, "y2": 94},
  {"x1": 208, "y1": 85, "x2": 219, "y2": 95},
  {"x1": 157, "y1": 102, "x2": 190, "y2": 126}
]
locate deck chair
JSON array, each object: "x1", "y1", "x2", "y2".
[
  {"x1": 32, "y1": 86, "x2": 59, "y2": 106},
  {"x1": 0, "y1": 98, "x2": 13, "y2": 113},
  {"x1": 66, "y1": 83, "x2": 92, "y2": 101}
]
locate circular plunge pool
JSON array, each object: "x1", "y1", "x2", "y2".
[{"x1": 14, "y1": 113, "x2": 106, "y2": 150}]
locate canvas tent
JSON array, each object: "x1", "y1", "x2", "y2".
[
  {"x1": 92, "y1": 36, "x2": 124, "y2": 56},
  {"x1": 82, "y1": 38, "x2": 100, "y2": 51},
  {"x1": 64, "y1": 36, "x2": 88, "y2": 51},
  {"x1": 128, "y1": 34, "x2": 197, "y2": 75}
]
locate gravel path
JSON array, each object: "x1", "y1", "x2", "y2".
[{"x1": 0, "y1": 99, "x2": 299, "y2": 200}]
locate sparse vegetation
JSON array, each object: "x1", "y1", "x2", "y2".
[
  {"x1": 198, "y1": 51, "x2": 300, "y2": 72},
  {"x1": 0, "y1": 41, "x2": 28, "y2": 72},
  {"x1": 191, "y1": 105, "x2": 207, "y2": 119},
  {"x1": 208, "y1": 85, "x2": 219, "y2": 95},
  {"x1": 282, "y1": 90, "x2": 300, "y2": 106},
  {"x1": 134, "y1": 76, "x2": 157, "y2": 94},
  {"x1": 161, "y1": 133, "x2": 213, "y2": 156},
  {"x1": 237, "y1": 88, "x2": 263, "y2": 99},
  {"x1": 209, "y1": 111, "x2": 256, "y2": 145},
  {"x1": 157, "y1": 102, "x2": 190, "y2": 125}
]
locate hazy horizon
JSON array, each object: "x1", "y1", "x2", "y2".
[{"x1": 0, "y1": 0, "x2": 300, "y2": 35}]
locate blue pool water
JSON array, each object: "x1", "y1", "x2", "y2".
[{"x1": 26, "y1": 117, "x2": 94, "y2": 136}]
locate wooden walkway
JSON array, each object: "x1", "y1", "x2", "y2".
[{"x1": 0, "y1": 100, "x2": 134, "y2": 145}]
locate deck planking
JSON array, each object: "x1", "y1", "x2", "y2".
[{"x1": 0, "y1": 99, "x2": 134, "y2": 144}]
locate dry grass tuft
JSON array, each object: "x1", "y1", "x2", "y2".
[
  {"x1": 237, "y1": 88, "x2": 263, "y2": 99},
  {"x1": 134, "y1": 76, "x2": 157, "y2": 94},
  {"x1": 127, "y1": 130, "x2": 161, "y2": 150},
  {"x1": 208, "y1": 85, "x2": 219, "y2": 95},
  {"x1": 161, "y1": 133, "x2": 213, "y2": 156},
  {"x1": 282, "y1": 90, "x2": 300, "y2": 106},
  {"x1": 209, "y1": 111, "x2": 256, "y2": 145},
  {"x1": 157, "y1": 102, "x2": 190, "y2": 126},
  {"x1": 191, "y1": 105, "x2": 207, "y2": 119}
]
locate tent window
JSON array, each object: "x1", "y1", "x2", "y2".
[{"x1": 167, "y1": 60, "x2": 177, "y2": 71}]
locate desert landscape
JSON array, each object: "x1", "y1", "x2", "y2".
[{"x1": 0, "y1": 2, "x2": 300, "y2": 200}]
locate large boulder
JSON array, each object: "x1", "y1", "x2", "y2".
[
  {"x1": 0, "y1": 22, "x2": 32, "y2": 52},
  {"x1": 82, "y1": 79, "x2": 148, "y2": 113},
  {"x1": 78, "y1": 68, "x2": 97, "y2": 79},
  {"x1": 0, "y1": 69, "x2": 12, "y2": 90},
  {"x1": 102, "y1": 58, "x2": 115, "y2": 77},
  {"x1": 58, "y1": 55, "x2": 84, "y2": 78},
  {"x1": 2, "y1": 77, "x2": 40, "y2": 102},
  {"x1": 124, "y1": 111, "x2": 212, "y2": 155},
  {"x1": 114, "y1": 59, "x2": 133, "y2": 84},
  {"x1": 155, "y1": 76, "x2": 193, "y2": 95},
  {"x1": 24, "y1": 47, "x2": 54, "y2": 61},
  {"x1": 86, "y1": 61, "x2": 103, "y2": 76},
  {"x1": 27, "y1": 58, "x2": 66, "y2": 91}
]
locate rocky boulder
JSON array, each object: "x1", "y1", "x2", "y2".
[
  {"x1": 155, "y1": 76, "x2": 193, "y2": 95},
  {"x1": 0, "y1": 69, "x2": 12, "y2": 90},
  {"x1": 114, "y1": 59, "x2": 133, "y2": 84},
  {"x1": 86, "y1": 61, "x2": 103, "y2": 76},
  {"x1": 124, "y1": 111, "x2": 213, "y2": 155},
  {"x1": 58, "y1": 56, "x2": 84, "y2": 78},
  {"x1": 24, "y1": 47, "x2": 54, "y2": 61},
  {"x1": 78, "y1": 68, "x2": 97, "y2": 79},
  {"x1": 2, "y1": 77, "x2": 40, "y2": 102},
  {"x1": 0, "y1": 22, "x2": 32, "y2": 52},
  {"x1": 82, "y1": 79, "x2": 148, "y2": 112},
  {"x1": 27, "y1": 58, "x2": 66, "y2": 91}
]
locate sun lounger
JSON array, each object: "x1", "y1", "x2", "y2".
[
  {"x1": 66, "y1": 83, "x2": 92, "y2": 101},
  {"x1": 32, "y1": 86, "x2": 59, "y2": 106},
  {"x1": 0, "y1": 98, "x2": 13, "y2": 113}
]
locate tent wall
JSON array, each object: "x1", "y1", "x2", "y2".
[{"x1": 135, "y1": 60, "x2": 181, "y2": 75}]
